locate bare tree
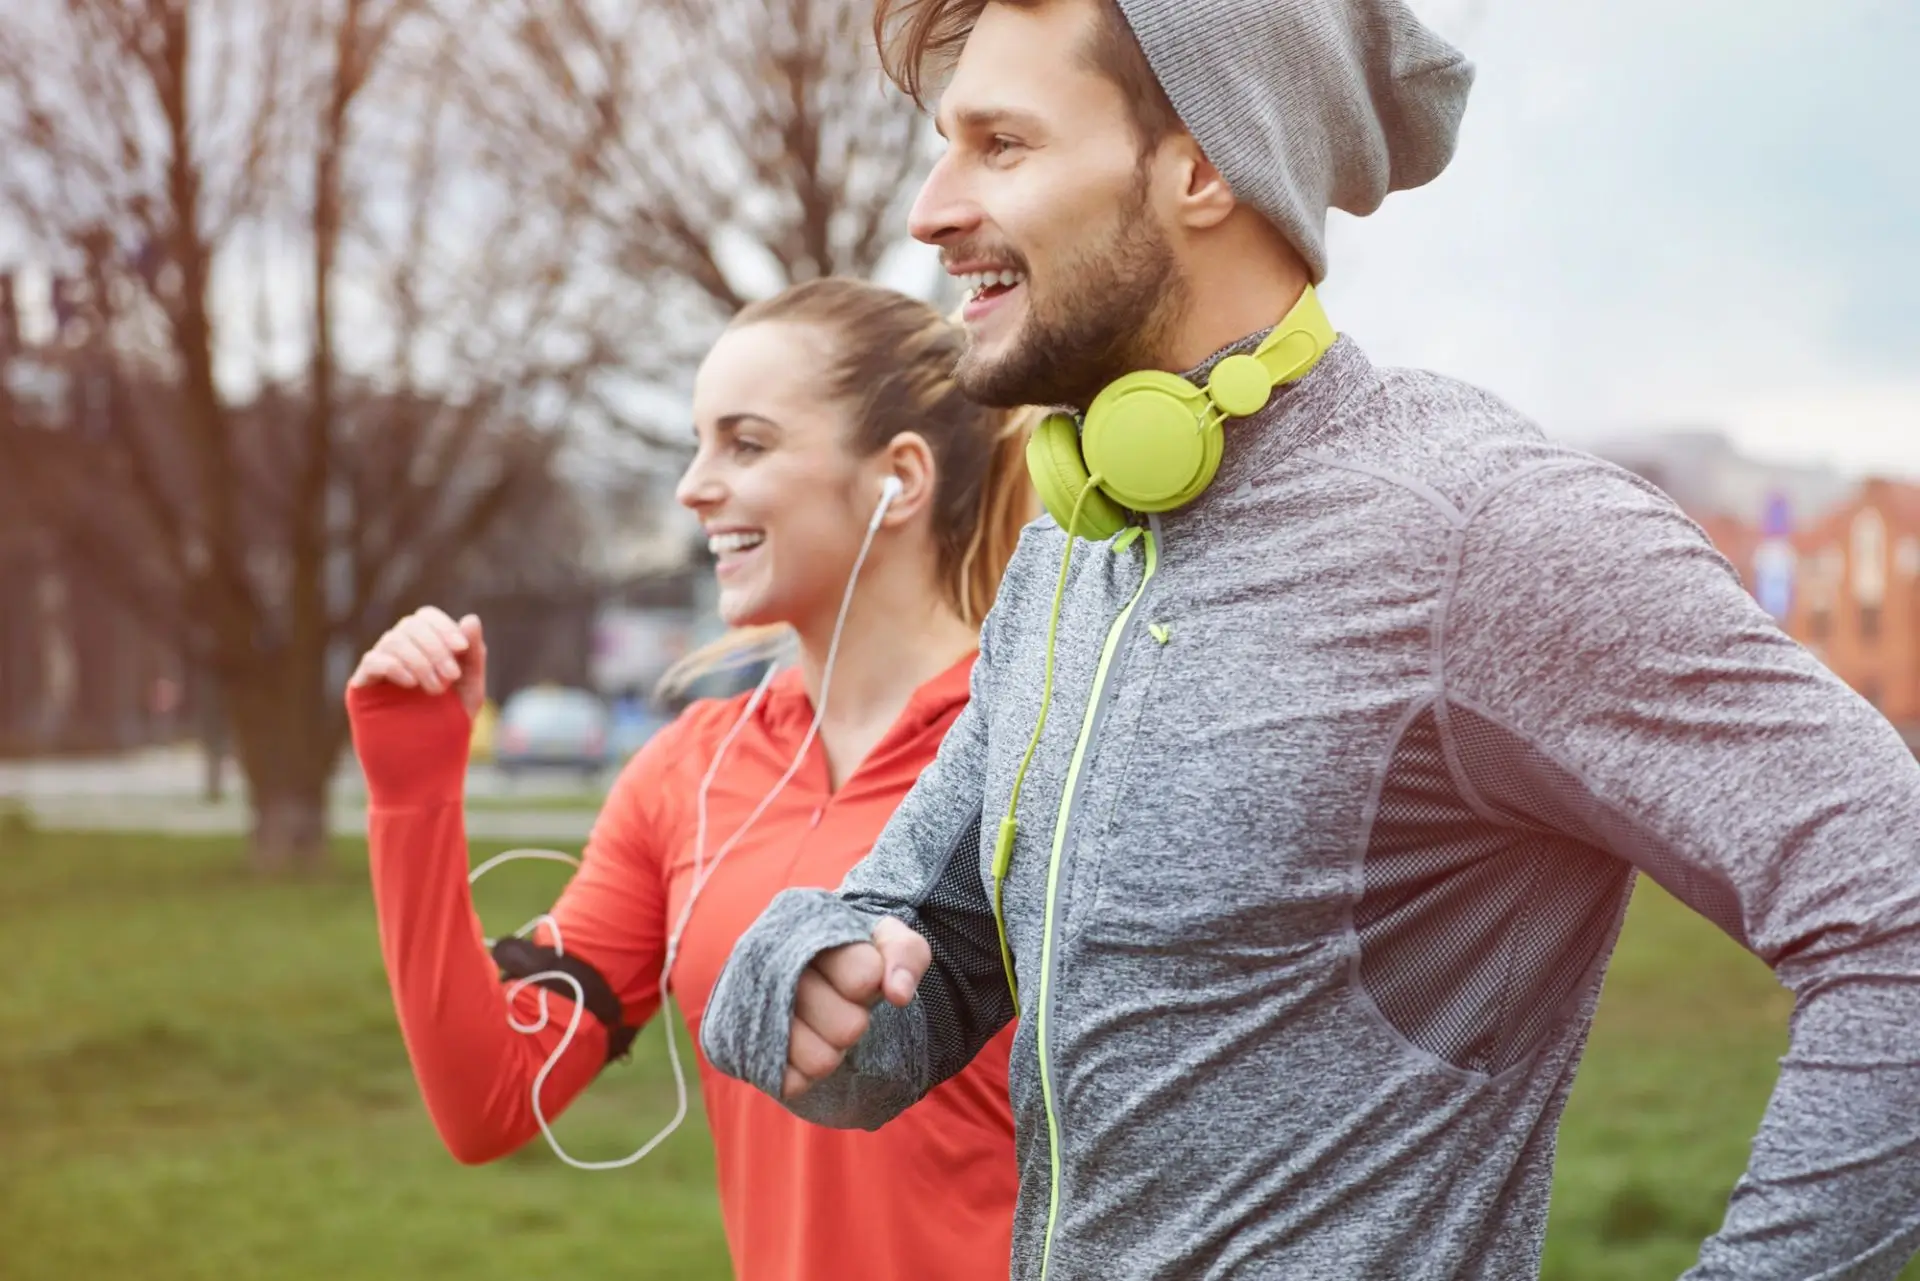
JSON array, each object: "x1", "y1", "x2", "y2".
[
  {"x1": 453, "y1": 0, "x2": 939, "y2": 452},
  {"x1": 0, "y1": 0, "x2": 619, "y2": 868},
  {"x1": 0, "y1": 0, "x2": 939, "y2": 869}
]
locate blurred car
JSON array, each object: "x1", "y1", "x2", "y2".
[
  {"x1": 607, "y1": 694, "x2": 671, "y2": 763},
  {"x1": 469, "y1": 697, "x2": 498, "y2": 763},
  {"x1": 493, "y1": 686, "x2": 610, "y2": 778}
]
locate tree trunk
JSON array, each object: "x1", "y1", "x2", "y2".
[
  {"x1": 249, "y1": 779, "x2": 329, "y2": 872},
  {"x1": 200, "y1": 677, "x2": 227, "y2": 803},
  {"x1": 228, "y1": 663, "x2": 338, "y2": 873}
]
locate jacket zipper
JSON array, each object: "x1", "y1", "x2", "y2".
[{"x1": 1036, "y1": 520, "x2": 1161, "y2": 1280}]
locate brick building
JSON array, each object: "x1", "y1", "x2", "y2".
[
  {"x1": 1688, "y1": 477, "x2": 1920, "y2": 730},
  {"x1": 1692, "y1": 511, "x2": 1761, "y2": 595},
  {"x1": 1780, "y1": 480, "x2": 1920, "y2": 723}
]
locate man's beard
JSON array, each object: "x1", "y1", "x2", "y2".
[{"x1": 956, "y1": 174, "x2": 1186, "y2": 412}]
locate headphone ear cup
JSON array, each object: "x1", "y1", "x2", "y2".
[
  {"x1": 1081, "y1": 371, "x2": 1220, "y2": 513},
  {"x1": 1026, "y1": 412, "x2": 1128, "y2": 541},
  {"x1": 1158, "y1": 412, "x2": 1223, "y2": 510}
]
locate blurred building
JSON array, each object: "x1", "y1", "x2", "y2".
[
  {"x1": 1778, "y1": 480, "x2": 1920, "y2": 725},
  {"x1": 0, "y1": 289, "x2": 186, "y2": 755},
  {"x1": 1590, "y1": 426, "x2": 1852, "y2": 528},
  {"x1": 1595, "y1": 428, "x2": 1920, "y2": 742},
  {"x1": 1608, "y1": 431, "x2": 1920, "y2": 738}
]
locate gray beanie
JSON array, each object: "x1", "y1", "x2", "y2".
[{"x1": 1113, "y1": 0, "x2": 1475, "y2": 282}]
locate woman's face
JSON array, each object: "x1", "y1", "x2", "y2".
[{"x1": 677, "y1": 320, "x2": 878, "y2": 631}]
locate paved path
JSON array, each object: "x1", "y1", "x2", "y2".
[
  {"x1": 1, "y1": 746, "x2": 603, "y2": 841},
  {"x1": 14, "y1": 796, "x2": 598, "y2": 841}
]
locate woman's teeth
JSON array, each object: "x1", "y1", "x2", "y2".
[
  {"x1": 709, "y1": 531, "x2": 765, "y2": 555},
  {"x1": 958, "y1": 269, "x2": 1027, "y2": 299}
]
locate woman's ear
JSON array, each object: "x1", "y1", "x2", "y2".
[{"x1": 874, "y1": 431, "x2": 937, "y2": 527}]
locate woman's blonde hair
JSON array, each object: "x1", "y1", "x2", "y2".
[{"x1": 657, "y1": 278, "x2": 1041, "y2": 700}]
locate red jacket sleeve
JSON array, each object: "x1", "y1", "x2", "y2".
[{"x1": 346, "y1": 682, "x2": 680, "y2": 1165}]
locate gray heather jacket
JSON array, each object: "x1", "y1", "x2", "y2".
[{"x1": 701, "y1": 334, "x2": 1920, "y2": 1279}]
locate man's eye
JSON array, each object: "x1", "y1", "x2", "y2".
[{"x1": 987, "y1": 135, "x2": 1022, "y2": 158}]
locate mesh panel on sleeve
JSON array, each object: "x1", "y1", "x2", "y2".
[
  {"x1": 911, "y1": 816, "x2": 1017, "y2": 1086},
  {"x1": 1445, "y1": 703, "x2": 1748, "y2": 943},
  {"x1": 1355, "y1": 706, "x2": 1632, "y2": 1076}
]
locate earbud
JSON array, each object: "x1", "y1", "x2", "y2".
[{"x1": 870, "y1": 475, "x2": 904, "y2": 532}]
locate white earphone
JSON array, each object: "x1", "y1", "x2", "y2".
[
  {"x1": 870, "y1": 474, "x2": 904, "y2": 531},
  {"x1": 469, "y1": 468, "x2": 905, "y2": 1171}
]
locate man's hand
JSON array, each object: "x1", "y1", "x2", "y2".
[{"x1": 784, "y1": 917, "x2": 930, "y2": 1100}]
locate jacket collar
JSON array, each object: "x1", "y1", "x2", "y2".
[
  {"x1": 1177, "y1": 332, "x2": 1378, "y2": 501},
  {"x1": 758, "y1": 648, "x2": 976, "y2": 748}
]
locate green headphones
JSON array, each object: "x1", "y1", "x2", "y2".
[
  {"x1": 1023, "y1": 284, "x2": 1337, "y2": 540},
  {"x1": 989, "y1": 287, "x2": 1338, "y2": 1007}
]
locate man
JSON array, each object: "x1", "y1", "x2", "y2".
[{"x1": 701, "y1": 0, "x2": 1920, "y2": 1276}]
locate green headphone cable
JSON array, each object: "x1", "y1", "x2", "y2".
[{"x1": 991, "y1": 473, "x2": 1103, "y2": 1010}]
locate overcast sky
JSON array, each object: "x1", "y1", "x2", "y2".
[
  {"x1": 1331, "y1": 0, "x2": 1918, "y2": 475},
  {"x1": 8, "y1": 0, "x2": 1910, "y2": 490},
  {"x1": 886, "y1": 0, "x2": 1917, "y2": 480}
]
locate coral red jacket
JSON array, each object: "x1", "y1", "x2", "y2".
[{"x1": 346, "y1": 653, "x2": 1017, "y2": 1280}]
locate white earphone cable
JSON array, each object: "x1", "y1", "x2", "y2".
[{"x1": 465, "y1": 479, "x2": 898, "y2": 1170}]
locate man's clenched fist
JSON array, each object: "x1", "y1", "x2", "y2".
[{"x1": 784, "y1": 917, "x2": 931, "y2": 1100}]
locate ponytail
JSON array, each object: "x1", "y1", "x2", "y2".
[{"x1": 955, "y1": 405, "x2": 1042, "y2": 627}]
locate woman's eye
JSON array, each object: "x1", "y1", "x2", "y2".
[
  {"x1": 731, "y1": 437, "x2": 766, "y2": 457},
  {"x1": 987, "y1": 135, "x2": 1022, "y2": 159}
]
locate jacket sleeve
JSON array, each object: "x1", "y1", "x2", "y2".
[
  {"x1": 700, "y1": 610, "x2": 1017, "y2": 1131},
  {"x1": 348, "y1": 682, "x2": 677, "y2": 1163},
  {"x1": 1440, "y1": 458, "x2": 1920, "y2": 1279}
]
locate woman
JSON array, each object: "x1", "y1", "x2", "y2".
[{"x1": 344, "y1": 277, "x2": 1036, "y2": 1281}]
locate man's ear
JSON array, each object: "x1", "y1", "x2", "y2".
[{"x1": 1168, "y1": 136, "x2": 1235, "y2": 231}]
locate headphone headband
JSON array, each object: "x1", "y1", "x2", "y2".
[{"x1": 1255, "y1": 287, "x2": 1335, "y2": 385}]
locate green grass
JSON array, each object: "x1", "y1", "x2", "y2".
[
  {"x1": 1542, "y1": 886, "x2": 1794, "y2": 1278},
  {"x1": 1, "y1": 830, "x2": 1913, "y2": 1279},
  {"x1": 0, "y1": 830, "x2": 727, "y2": 1281}
]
